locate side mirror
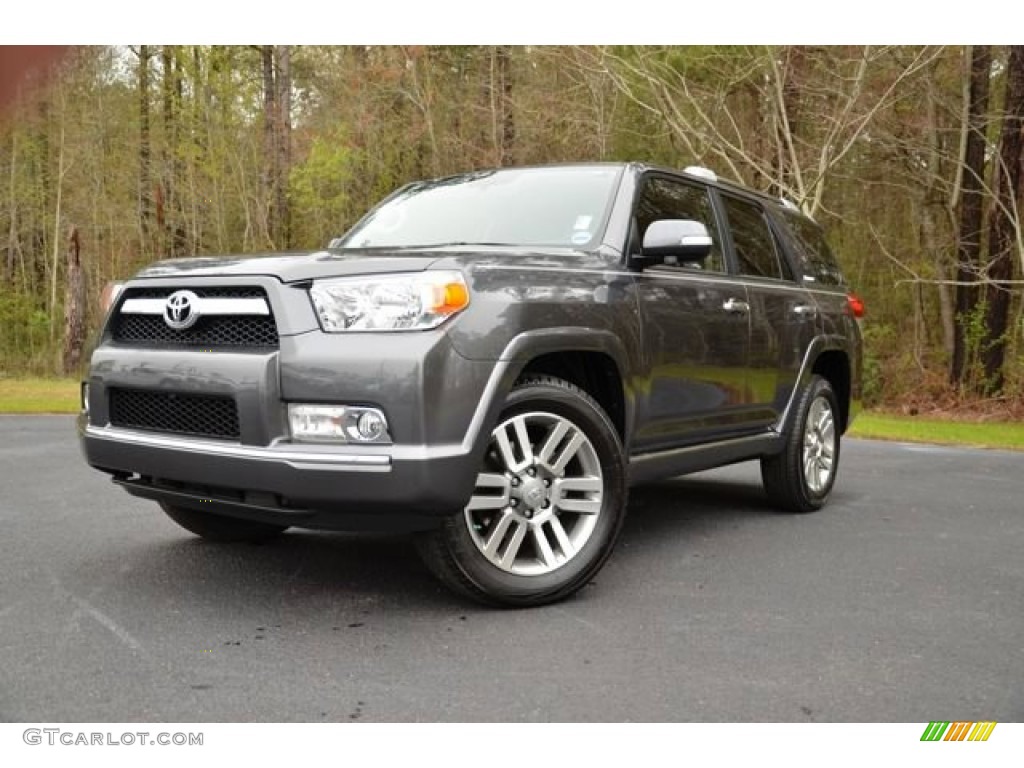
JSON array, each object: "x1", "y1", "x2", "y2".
[
  {"x1": 634, "y1": 219, "x2": 712, "y2": 268},
  {"x1": 327, "y1": 237, "x2": 344, "y2": 249}
]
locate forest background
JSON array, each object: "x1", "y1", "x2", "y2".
[{"x1": 1, "y1": 45, "x2": 1022, "y2": 418}]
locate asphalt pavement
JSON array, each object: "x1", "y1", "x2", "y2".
[{"x1": 0, "y1": 415, "x2": 1021, "y2": 722}]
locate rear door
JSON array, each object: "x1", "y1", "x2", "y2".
[{"x1": 717, "y1": 193, "x2": 818, "y2": 428}]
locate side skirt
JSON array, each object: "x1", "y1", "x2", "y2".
[{"x1": 627, "y1": 432, "x2": 782, "y2": 486}]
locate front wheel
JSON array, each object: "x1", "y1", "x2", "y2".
[
  {"x1": 761, "y1": 374, "x2": 841, "y2": 513},
  {"x1": 416, "y1": 376, "x2": 628, "y2": 607}
]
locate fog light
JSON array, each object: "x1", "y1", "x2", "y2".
[
  {"x1": 356, "y1": 410, "x2": 386, "y2": 441},
  {"x1": 288, "y1": 404, "x2": 391, "y2": 444}
]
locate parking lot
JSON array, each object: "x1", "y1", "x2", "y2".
[{"x1": 1, "y1": 415, "x2": 1020, "y2": 721}]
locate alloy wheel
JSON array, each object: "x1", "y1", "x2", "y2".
[{"x1": 464, "y1": 411, "x2": 604, "y2": 576}]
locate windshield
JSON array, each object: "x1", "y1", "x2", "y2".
[{"x1": 336, "y1": 166, "x2": 623, "y2": 250}]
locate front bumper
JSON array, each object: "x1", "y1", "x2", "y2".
[
  {"x1": 79, "y1": 286, "x2": 510, "y2": 530},
  {"x1": 80, "y1": 421, "x2": 480, "y2": 529}
]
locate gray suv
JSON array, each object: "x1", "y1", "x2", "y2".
[{"x1": 79, "y1": 163, "x2": 863, "y2": 607}]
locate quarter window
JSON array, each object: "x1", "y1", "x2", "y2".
[
  {"x1": 779, "y1": 210, "x2": 844, "y2": 286},
  {"x1": 722, "y1": 196, "x2": 789, "y2": 280}
]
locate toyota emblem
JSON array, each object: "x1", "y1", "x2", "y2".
[{"x1": 163, "y1": 290, "x2": 201, "y2": 330}]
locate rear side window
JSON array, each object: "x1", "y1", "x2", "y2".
[
  {"x1": 779, "y1": 210, "x2": 845, "y2": 286},
  {"x1": 721, "y1": 195, "x2": 790, "y2": 280}
]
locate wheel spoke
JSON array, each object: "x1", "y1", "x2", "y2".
[
  {"x1": 554, "y1": 497, "x2": 602, "y2": 515},
  {"x1": 466, "y1": 495, "x2": 509, "y2": 512},
  {"x1": 821, "y1": 419, "x2": 835, "y2": 447},
  {"x1": 483, "y1": 510, "x2": 516, "y2": 559},
  {"x1": 548, "y1": 430, "x2": 586, "y2": 475},
  {"x1": 512, "y1": 416, "x2": 533, "y2": 466},
  {"x1": 548, "y1": 517, "x2": 576, "y2": 560},
  {"x1": 532, "y1": 525, "x2": 558, "y2": 568},
  {"x1": 536, "y1": 421, "x2": 570, "y2": 466},
  {"x1": 498, "y1": 519, "x2": 528, "y2": 568},
  {"x1": 554, "y1": 476, "x2": 602, "y2": 494},
  {"x1": 804, "y1": 455, "x2": 818, "y2": 490},
  {"x1": 466, "y1": 473, "x2": 510, "y2": 511},
  {"x1": 815, "y1": 407, "x2": 831, "y2": 433},
  {"x1": 495, "y1": 427, "x2": 518, "y2": 472},
  {"x1": 476, "y1": 472, "x2": 509, "y2": 489},
  {"x1": 495, "y1": 417, "x2": 533, "y2": 473}
]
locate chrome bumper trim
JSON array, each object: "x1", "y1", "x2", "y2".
[{"x1": 85, "y1": 425, "x2": 391, "y2": 472}]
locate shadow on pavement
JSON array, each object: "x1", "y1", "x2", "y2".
[{"x1": 102, "y1": 472, "x2": 775, "y2": 611}]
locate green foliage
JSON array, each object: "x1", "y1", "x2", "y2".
[
  {"x1": 0, "y1": 289, "x2": 55, "y2": 375},
  {"x1": 860, "y1": 323, "x2": 894, "y2": 408},
  {"x1": 289, "y1": 129, "x2": 355, "y2": 247},
  {"x1": 957, "y1": 300, "x2": 991, "y2": 395},
  {"x1": 850, "y1": 412, "x2": 1024, "y2": 451},
  {"x1": 0, "y1": 377, "x2": 79, "y2": 413}
]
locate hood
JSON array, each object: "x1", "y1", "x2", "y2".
[
  {"x1": 130, "y1": 245, "x2": 617, "y2": 284},
  {"x1": 132, "y1": 249, "x2": 443, "y2": 283}
]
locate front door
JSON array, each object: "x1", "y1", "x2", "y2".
[{"x1": 630, "y1": 175, "x2": 757, "y2": 452}]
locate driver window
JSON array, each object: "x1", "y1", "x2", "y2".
[{"x1": 632, "y1": 177, "x2": 724, "y2": 272}]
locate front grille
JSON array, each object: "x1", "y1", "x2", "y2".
[
  {"x1": 111, "y1": 286, "x2": 279, "y2": 348},
  {"x1": 112, "y1": 314, "x2": 279, "y2": 347},
  {"x1": 109, "y1": 388, "x2": 240, "y2": 440}
]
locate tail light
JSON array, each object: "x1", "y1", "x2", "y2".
[{"x1": 847, "y1": 292, "x2": 865, "y2": 319}]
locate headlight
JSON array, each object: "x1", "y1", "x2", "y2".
[
  {"x1": 100, "y1": 281, "x2": 124, "y2": 315},
  {"x1": 309, "y1": 271, "x2": 469, "y2": 332}
]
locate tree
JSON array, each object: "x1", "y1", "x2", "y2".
[
  {"x1": 260, "y1": 45, "x2": 291, "y2": 248},
  {"x1": 980, "y1": 45, "x2": 1024, "y2": 392},
  {"x1": 62, "y1": 226, "x2": 84, "y2": 373},
  {"x1": 599, "y1": 45, "x2": 943, "y2": 216},
  {"x1": 951, "y1": 46, "x2": 992, "y2": 388}
]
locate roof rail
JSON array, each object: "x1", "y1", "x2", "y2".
[{"x1": 683, "y1": 165, "x2": 718, "y2": 182}]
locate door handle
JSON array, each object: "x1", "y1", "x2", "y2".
[
  {"x1": 722, "y1": 298, "x2": 750, "y2": 314},
  {"x1": 793, "y1": 304, "x2": 818, "y2": 318}
]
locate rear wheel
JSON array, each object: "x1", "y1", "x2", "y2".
[
  {"x1": 417, "y1": 376, "x2": 628, "y2": 607},
  {"x1": 159, "y1": 502, "x2": 288, "y2": 542},
  {"x1": 761, "y1": 374, "x2": 840, "y2": 513}
]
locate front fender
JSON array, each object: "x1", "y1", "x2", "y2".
[{"x1": 457, "y1": 326, "x2": 637, "y2": 468}]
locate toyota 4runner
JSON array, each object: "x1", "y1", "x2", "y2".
[{"x1": 79, "y1": 163, "x2": 863, "y2": 607}]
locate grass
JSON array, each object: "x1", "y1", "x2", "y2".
[
  {"x1": 850, "y1": 412, "x2": 1024, "y2": 451},
  {"x1": 0, "y1": 378, "x2": 80, "y2": 413},
  {"x1": 1, "y1": 378, "x2": 1022, "y2": 452}
]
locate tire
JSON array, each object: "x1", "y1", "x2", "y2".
[
  {"x1": 761, "y1": 374, "x2": 840, "y2": 513},
  {"x1": 416, "y1": 375, "x2": 628, "y2": 608},
  {"x1": 159, "y1": 502, "x2": 288, "y2": 543}
]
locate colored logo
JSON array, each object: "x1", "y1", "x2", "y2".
[{"x1": 921, "y1": 722, "x2": 996, "y2": 741}]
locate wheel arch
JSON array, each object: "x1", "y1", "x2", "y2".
[
  {"x1": 774, "y1": 337, "x2": 853, "y2": 439},
  {"x1": 464, "y1": 328, "x2": 635, "y2": 463},
  {"x1": 811, "y1": 349, "x2": 852, "y2": 434}
]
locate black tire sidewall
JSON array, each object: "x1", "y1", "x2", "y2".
[{"x1": 796, "y1": 376, "x2": 841, "y2": 507}]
